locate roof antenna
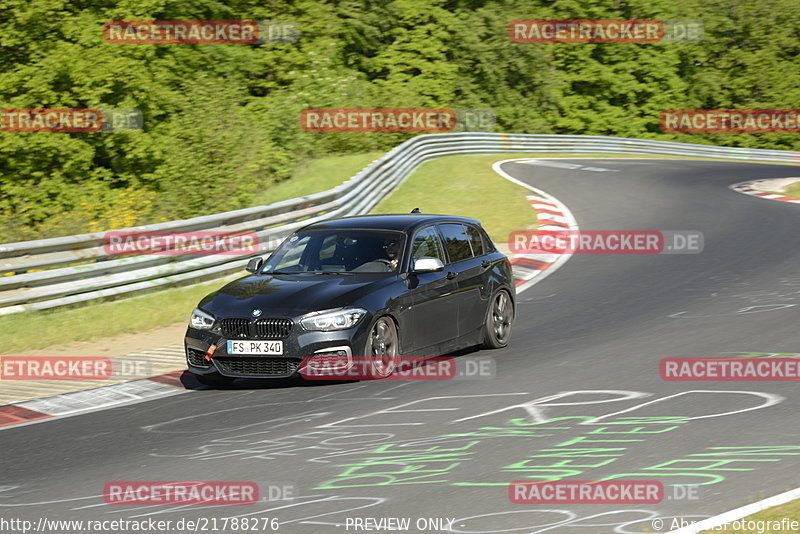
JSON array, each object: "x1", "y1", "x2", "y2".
[{"x1": 410, "y1": 208, "x2": 421, "y2": 214}]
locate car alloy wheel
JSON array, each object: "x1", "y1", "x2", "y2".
[
  {"x1": 483, "y1": 290, "x2": 513, "y2": 348},
  {"x1": 368, "y1": 317, "x2": 399, "y2": 378}
]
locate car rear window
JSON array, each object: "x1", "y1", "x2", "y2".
[
  {"x1": 465, "y1": 225, "x2": 485, "y2": 256},
  {"x1": 438, "y1": 223, "x2": 474, "y2": 263}
]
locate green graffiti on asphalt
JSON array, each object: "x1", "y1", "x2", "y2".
[
  {"x1": 315, "y1": 416, "x2": 683, "y2": 489},
  {"x1": 315, "y1": 415, "x2": 800, "y2": 490}
]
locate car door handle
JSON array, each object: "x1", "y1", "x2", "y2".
[
  {"x1": 481, "y1": 260, "x2": 491, "y2": 269},
  {"x1": 446, "y1": 271, "x2": 458, "y2": 280}
]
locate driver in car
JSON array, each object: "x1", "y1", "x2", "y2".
[{"x1": 383, "y1": 237, "x2": 400, "y2": 270}]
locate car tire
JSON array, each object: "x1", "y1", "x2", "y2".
[
  {"x1": 481, "y1": 289, "x2": 514, "y2": 349},
  {"x1": 194, "y1": 372, "x2": 235, "y2": 386},
  {"x1": 364, "y1": 316, "x2": 399, "y2": 378}
]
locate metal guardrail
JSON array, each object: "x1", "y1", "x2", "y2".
[{"x1": 2, "y1": 132, "x2": 799, "y2": 315}]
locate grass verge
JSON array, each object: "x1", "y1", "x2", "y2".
[
  {"x1": 372, "y1": 153, "x2": 539, "y2": 243},
  {"x1": 782, "y1": 183, "x2": 800, "y2": 198},
  {"x1": 252, "y1": 151, "x2": 384, "y2": 205},
  {"x1": 0, "y1": 276, "x2": 239, "y2": 354},
  {"x1": 700, "y1": 497, "x2": 800, "y2": 533}
]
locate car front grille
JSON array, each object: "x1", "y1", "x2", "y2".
[
  {"x1": 214, "y1": 357, "x2": 300, "y2": 377},
  {"x1": 220, "y1": 318, "x2": 250, "y2": 339},
  {"x1": 254, "y1": 318, "x2": 293, "y2": 338},
  {"x1": 220, "y1": 318, "x2": 292, "y2": 339},
  {"x1": 186, "y1": 347, "x2": 211, "y2": 368}
]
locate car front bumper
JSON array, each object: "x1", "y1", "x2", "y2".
[{"x1": 184, "y1": 320, "x2": 371, "y2": 379}]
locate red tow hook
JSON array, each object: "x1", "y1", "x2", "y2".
[{"x1": 204, "y1": 344, "x2": 217, "y2": 362}]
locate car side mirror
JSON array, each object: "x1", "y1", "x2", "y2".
[
  {"x1": 413, "y1": 257, "x2": 444, "y2": 273},
  {"x1": 246, "y1": 257, "x2": 264, "y2": 273}
]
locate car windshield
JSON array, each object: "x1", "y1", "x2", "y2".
[{"x1": 264, "y1": 229, "x2": 405, "y2": 274}]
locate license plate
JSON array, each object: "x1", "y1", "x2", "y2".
[{"x1": 226, "y1": 340, "x2": 283, "y2": 355}]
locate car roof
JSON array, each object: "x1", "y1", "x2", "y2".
[{"x1": 300, "y1": 214, "x2": 482, "y2": 233}]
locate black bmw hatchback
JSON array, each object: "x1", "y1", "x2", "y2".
[{"x1": 184, "y1": 213, "x2": 515, "y2": 385}]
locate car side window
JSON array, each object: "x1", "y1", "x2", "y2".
[
  {"x1": 465, "y1": 225, "x2": 485, "y2": 256},
  {"x1": 479, "y1": 226, "x2": 497, "y2": 252},
  {"x1": 438, "y1": 223, "x2": 474, "y2": 263},
  {"x1": 411, "y1": 226, "x2": 445, "y2": 264}
]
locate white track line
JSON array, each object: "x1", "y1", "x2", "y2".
[
  {"x1": 730, "y1": 179, "x2": 800, "y2": 204},
  {"x1": 503, "y1": 160, "x2": 800, "y2": 531},
  {"x1": 671, "y1": 486, "x2": 800, "y2": 533},
  {"x1": 492, "y1": 159, "x2": 579, "y2": 293},
  {"x1": 499, "y1": 159, "x2": 800, "y2": 529}
]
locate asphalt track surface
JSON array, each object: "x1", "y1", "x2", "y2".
[{"x1": 2, "y1": 159, "x2": 800, "y2": 534}]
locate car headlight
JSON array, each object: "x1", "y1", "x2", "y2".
[
  {"x1": 300, "y1": 308, "x2": 367, "y2": 331},
  {"x1": 190, "y1": 308, "x2": 216, "y2": 330}
]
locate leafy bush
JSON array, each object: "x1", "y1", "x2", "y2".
[{"x1": 2, "y1": 0, "x2": 799, "y2": 241}]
